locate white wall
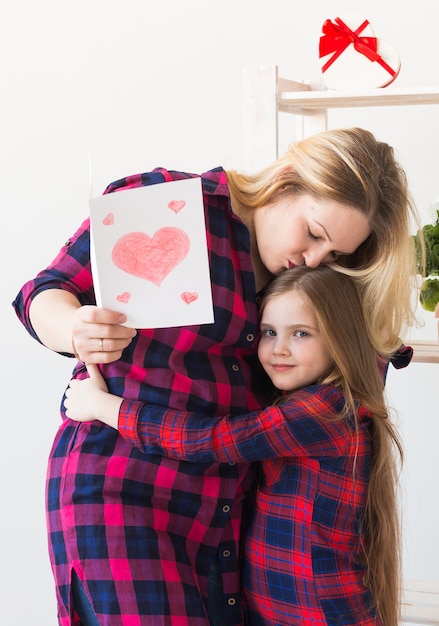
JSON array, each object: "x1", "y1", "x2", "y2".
[{"x1": 2, "y1": 1, "x2": 438, "y2": 623}]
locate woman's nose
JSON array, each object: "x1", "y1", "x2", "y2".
[
  {"x1": 303, "y1": 252, "x2": 321, "y2": 268},
  {"x1": 303, "y1": 248, "x2": 331, "y2": 268}
]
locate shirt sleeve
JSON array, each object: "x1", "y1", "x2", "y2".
[
  {"x1": 378, "y1": 343, "x2": 414, "y2": 381},
  {"x1": 12, "y1": 217, "x2": 95, "y2": 352},
  {"x1": 118, "y1": 386, "x2": 358, "y2": 463}
]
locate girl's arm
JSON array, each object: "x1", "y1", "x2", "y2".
[
  {"x1": 65, "y1": 366, "x2": 355, "y2": 464},
  {"x1": 65, "y1": 364, "x2": 121, "y2": 426}
]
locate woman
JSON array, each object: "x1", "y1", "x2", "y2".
[{"x1": 13, "y1": 127, "x2": 419, "y2": 626}]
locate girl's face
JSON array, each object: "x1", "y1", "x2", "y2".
[
  {"x1": 253, "y1": 194, "x2": 371, "y2": 275},
  {"x1": 258, "y1": 291, "x2": 333, "y2": 392}
]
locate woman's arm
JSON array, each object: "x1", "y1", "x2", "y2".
[
  {"x1": 30, "y1": 289, "x2": 80, "y2": 354},
  {"x1": 65, "y1": 366, "x2": 353, "y2": 464},
  {"x1": 13, "y1": 217, "x2": 136, "y2": 363}
]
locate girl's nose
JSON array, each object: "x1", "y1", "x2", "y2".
[{"x1": 273, "y1": 338, "x2": 290, "y2": 356}]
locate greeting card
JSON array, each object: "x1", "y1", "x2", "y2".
[{"x1": 90, "y1": 177, "x2": 214, "y2": 329}]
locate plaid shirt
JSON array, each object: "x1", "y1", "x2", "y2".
[
  {"x1": 12, "y1": 167, "x2": 273, "y2": 626},
  {"x1": 117, "y1": 384, "x2": 381, "y2": 625}
]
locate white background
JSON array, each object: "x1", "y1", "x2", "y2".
[{"x1": 2, "y1": 1, "x2": 438, "y2": 623}]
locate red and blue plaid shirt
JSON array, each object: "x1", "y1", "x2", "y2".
[
  {"x1": 13, "y1": 167, "x2": 274, "y2": 626},
  {"x1": 117, "y1": 384, "x2": 381, "y2": 625}
]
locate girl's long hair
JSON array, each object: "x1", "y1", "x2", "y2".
[
  {"x1": 261, "y1": 266, "x2": 403, "y2": 626},
  {"x1": 226, "y1": 127, "x2": 421, "y2": 356}
]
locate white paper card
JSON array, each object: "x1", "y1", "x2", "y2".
[{"x1": 89, "y1": 177, "x2": 214, "y2": 329}]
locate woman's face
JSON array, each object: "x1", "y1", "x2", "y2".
[{"x1": 253, "y1": 195, "x2": 371, "y2": 275}]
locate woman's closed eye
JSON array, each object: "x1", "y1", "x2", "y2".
[{"x1": 308, "y1": 228, "x2": 339, "y2": 261}]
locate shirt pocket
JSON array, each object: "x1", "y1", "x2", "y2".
[{"x1": 260, "y1": 458, "x2": 289, "y2": 488}]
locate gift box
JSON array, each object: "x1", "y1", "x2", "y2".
[{"x1": 319, "y1": 13, "x2": 401, "y2": 90}]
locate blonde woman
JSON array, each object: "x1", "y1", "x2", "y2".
[{"x1": 14, "y1": 128, "x2": 419, "y2": 625}]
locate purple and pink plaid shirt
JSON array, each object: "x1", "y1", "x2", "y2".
[
  {"x1": 13, "y1": 167, "x2": 274, "y2": 626},
  {"x1": 117, "y1": 384, "x2": 381, "y2": 625}
]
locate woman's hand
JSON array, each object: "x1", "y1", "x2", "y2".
[
  {"x1": 29, "y1": 290, "x2": 136, "y2": 363},
  {"x1": 71, "y1": 306, "x2": 137, "y2": 364},
  {"x1": 436, "y1": 302, "x2": 439, "y2": 342},
  {"x1": 64, "y1": 364, "x2": 121, "y2": 429}
]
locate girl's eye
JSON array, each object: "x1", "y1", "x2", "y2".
[
  {"x1": 262, "y1": 328, "x2": 276, "y2": 337},
  {"x1": 294, "y1": 330, "x2": 309, "y2": 338},
  {"x1": 307, "y1": 228, "x2": 319, "y2": 240}
]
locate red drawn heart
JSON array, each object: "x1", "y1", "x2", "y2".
[
  {"x1": 116, "y1": 291, "x2": 131, "y2": 303},
  {"x1": 112, "y1": 227, "x2": 190, "y2": 287},
  {"x1": 103, "y1": 213, "x2": 114, "y2": 225},
  {"x1": 168, "y1": 200, "x2": 186, "y2": 214},
  {"x1": 181, "y1": 292, "x2": 198, "y2": 304}
]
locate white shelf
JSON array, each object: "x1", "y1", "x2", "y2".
[
  {"x1": 410, "y1": 340, "x2": 439, "y2": 364},
  {"x1": 401, "y1": 579, "x2": 439, "y2": 624},
  {"x1": 278, "y1": 86, "x2": 439, "y2": 113},
  {"x1": 242, "y1": 66, "x2": 439, "y2": 172}
]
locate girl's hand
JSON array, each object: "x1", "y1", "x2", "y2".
[
  {"x1": 65, "y1": 364, "x2": 120, "y2": 428},
  {"x1": 436, "y1": 302, "x2": 439, "y2": 342}
]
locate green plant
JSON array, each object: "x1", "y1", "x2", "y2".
[{"x1": 413, "y1": 208, "x2": 439, "y2": 311}]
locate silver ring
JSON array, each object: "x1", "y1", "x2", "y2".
[{"x1": 99, "y1": 338, "x2": 104, "y2": 352}]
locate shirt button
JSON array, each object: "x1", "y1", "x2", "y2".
[
  {"x1": 222, "y1": 504, "x2": 231, "y2": 513},
  {"x1": 246, "y1": 333, "x2": 255, "y2": 342},
  {"x1": 231, "y1": 364, "x2": 239, "y2": 372},
  {"x1": 223, "y1": 549, "x2": 231, "y2": 558},
  {"x1": 229, "y1": 462, "x2": 235, "y2": 466},
  {"x1": 227, "y1": 597, "x2": 236, "y2": 606}
]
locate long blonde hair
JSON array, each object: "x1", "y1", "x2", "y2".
[
  {"x1": 261, "y1": 265, "x2": 403, "y2": 626},
  {"x1": 226, "y1": 127, "x2": 421, "y2": 355}
]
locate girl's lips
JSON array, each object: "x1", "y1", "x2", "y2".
[
  {"x1": 288, "y1": 261, "x2": 297, "y2": 269},
  {"x1": 271, "y1": 364, "x2": 293, "y2": 371}
]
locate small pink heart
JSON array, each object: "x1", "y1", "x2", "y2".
[
  {"x1": 168, "y1": 200, "x2": 186, "y2": 214},
  {"x1": 181, "y1": 292, "x2": 198, "y2": 305},
  {"x1": 103, "y1": 213, "x2": 114, "y2": 225},
  {"x1": 116, "y1": 292, "x2": 131, "y2": 303}
]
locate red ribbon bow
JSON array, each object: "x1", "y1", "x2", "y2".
[{"x1": 319, "y1": 17, "x2": 396, "y2": 78}]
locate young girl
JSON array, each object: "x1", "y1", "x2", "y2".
[{"x1": 65, "y1": 264, "x2": 403, "y2": 626}]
